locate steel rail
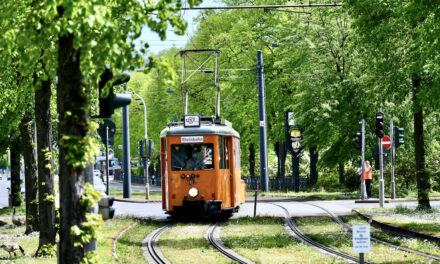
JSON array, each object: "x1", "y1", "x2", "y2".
[
  {"x1": 207, "y1": 222, "x2": 254, "y2": 264},
  {"x1": 148, "y1": 225, "x2": 170, "y2": 264},
  {"x1": 272, "y1": 203, "x2": 370, "y2": 264},
  {"x1": 304, "y1": 202, "x2": 440, "y2": 262}
]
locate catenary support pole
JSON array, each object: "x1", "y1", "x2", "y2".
[
  {"x1": 257, "y1": 50, "x2": 269, "y2": 192},
  {"x1": 390, "y1": 120, "x2": 395, "y2": 199},
  {"x1": 123, "y1": 84, "x2": 131, "y2": 198},
  {"x1": 360, "y1": 119, "x2": 367, "y2": 200}
]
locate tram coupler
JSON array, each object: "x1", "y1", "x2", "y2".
[{"x1": 205, "y1": 200, "x2": 222, "y2": 215}]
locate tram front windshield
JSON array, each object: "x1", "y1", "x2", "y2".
[{"x1": 171, "y1": 144, "x2": 214, "y2": 171}]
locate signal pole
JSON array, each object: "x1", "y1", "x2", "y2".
[
  {"x1": 377, "y1": 108, "x2": 385, "y2": 207},
  {"x1": 390, "y1": 120, "x2": 395, "y2": 199},
  {"x1": 257, "y1": 50, "x2": 269, "y2": 192},
  {"x1": 122, "y1": 84, "x2": 131, "y2": 198}
]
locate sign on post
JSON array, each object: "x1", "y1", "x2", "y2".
[
  {"x1": 382, "y1": 135, "x2": 391, "y2": 150},
  {"x1": 353, "y1": 224, "x2": 370, "y2": 253}
]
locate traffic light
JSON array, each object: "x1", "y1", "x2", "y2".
[
  {"x1": 394, "y1": 126, "x2": 404, "y2": 148},
  {"x1": 98, "y1": 68, "x2": 132, "y2": 118},
  {"x1": 375, "y1": 112, "x2": 384, "y2": 138},
  {"x1": 147, "y1": 139, "x2": 154, "y2": 157},
  {"x1": 139, "y1": 139, "x2": 145, "y2": 157},
  {"x1": 355, "y1": 132, "x2": 362, "y2": 150},
  {"x1": 98, "y1": 194, "x2": 115, "y2": 220}
]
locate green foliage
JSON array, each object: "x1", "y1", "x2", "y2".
[
  {"x1": 79, "y1": 183, "x2": 102, "y2": 210},
  {"x1": 70, "y1": 212, "x2": 104, "y2": 248},
  {"x1": 36, "y1": 243, "x2": 57, "y2": 257}
]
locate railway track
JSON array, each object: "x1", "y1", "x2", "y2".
[
  {"x1": 207, "y1": 222, "x2": 255, "y2": 264},
  {"x1": 303, "y1": 202, "x2": 440, "y2": 262},
  {"x1": 272, "y1": 203, "x2": 370, "y2": 264},
  {"x1": 112, "y1": 222, "x2": 138, "y2": 263},
  {"x1": 144, "y1": 224, "x2": 171, "y2": 264}
]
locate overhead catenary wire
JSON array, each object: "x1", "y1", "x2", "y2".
[{"x1": 181, "y1": 3, "x2": 342, "y2": 10}]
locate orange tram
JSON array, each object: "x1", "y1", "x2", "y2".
[{"x1": 160, "y1": 115, "x2": 246, "y2": 218}]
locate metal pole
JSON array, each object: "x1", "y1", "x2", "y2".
[
  {"x1": 253, "y1": 191, "x2": 258, "y2": 217},
  {"x1": 257, "y1": 50, "x2": 269, "y2": 192},
  {"x1": 132, "y1": 93, "x2": 149, "y2": 200},
  {"x1": 292, "y1": 151, "x2": 300, "y2": 192},
  {"x1": 359, "y1": 253, "x2": 364, "y2": 264},
  {"x1": 105, "y1": 125, "x2": 109, "y2": 195},
  {"x1": 360, "y1": 119, "x2": 367, "y2": 200},
  {"x1": 379, "y1": 109, "x2": 384, "y2": 207},
  {"x1": 122, "y1": 84, "x2": 131, "y2": 198},
  {"x1": 390, "y1": 120, "x2": 395, "y2": 199}
]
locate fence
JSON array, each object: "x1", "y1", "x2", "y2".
[
  {"x1": 114, "y1": 173, "x2": 161, "y2": 186},
  {"x1": 244, "y1": 177, "x2": 309, "y2": 191}
]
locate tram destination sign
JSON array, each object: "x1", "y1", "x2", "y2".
[
  {"x1": 181, "y1": 136, "x2": 204, "y2": 143},
  {"x1": 184, "y1": 115, "x2": 200, "y2": 127}
]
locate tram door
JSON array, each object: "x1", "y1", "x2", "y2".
[{"x1": 219, "y1": 136, "x2": 232, "y2": 208}]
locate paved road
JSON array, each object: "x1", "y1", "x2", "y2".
[{"x1": 113, "y1": 197, "x2": 440, "y2": 221}]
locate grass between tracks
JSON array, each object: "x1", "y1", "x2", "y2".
[
  {"x1": 115, "y1": 218, "x2": 163, "y2": 263},
  {"x1": 342, "y1": 214, "x2": 440, "y2": 258},
  {"x1": 160, "y1": 222, "x2": 233, "y2": 264},
  {"x1": 97, "y1": 217, "x2": 136, "y2": 264},
  {"x1": 253, "y1": 191, "x2": 359, "y2": 200},
  {"x1": 357, "y1": 205, "x2": 440, "y2": 236},
  {"x1": 221, "y1": 216, "x2": 342, "y2": 264},
  {"x1": 296, "y1": 216, "x2": 439, "y2": 263}
]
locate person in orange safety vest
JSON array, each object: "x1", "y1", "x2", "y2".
[{"x1": 358, "y1": 161, "x2": 373, "y2": 198}]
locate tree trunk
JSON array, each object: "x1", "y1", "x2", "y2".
[
  {"x1": 19, "y1": 109, "x2": 39, "y2": 234},
  {"x1": 338, "y1": 163, "x2": 345, "y2": 185},
  {"x1": 412, "y1": 74, "x2": 430, "y2": 209},
  {"x1": 309, "y1": 146, "x2": 319, "y2": 185},
  {"x1": 35, "y1": 78, "x2": 56, "y2": 252},
  {"x1": 57, "y1": 33, "x2": 88, "y2": 263},
  {"x1": 10, "y1": 137, "x2": 22, "y2": 207},
  {"x1": 249, "y1": 143, "x2": 255, "y2": 178}
]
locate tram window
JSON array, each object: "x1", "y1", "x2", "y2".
[
  {"x1": 171, "y1": 144, "x2": 214, "y2": 171},
  {"x1": 234, "y1": 138, "x2": 240, "y2": 169},
  {"x1": 218, "y1": 136, "x2": 230, "y2": 170}
]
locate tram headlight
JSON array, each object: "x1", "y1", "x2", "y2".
[{"x1": 188, "y1": 187, "x2": 199, "y2": 198}]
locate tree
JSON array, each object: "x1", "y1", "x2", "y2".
[
  {"x1": 345, "y1": 0, "x2": 440, "y2": 209},
  {"x1": 19, "y1": 108, "x2": 39, "y2": 234}
]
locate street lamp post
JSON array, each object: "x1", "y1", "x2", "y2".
[{"x1": 131, "y1": 93, "x2": 149, "y2": 200}]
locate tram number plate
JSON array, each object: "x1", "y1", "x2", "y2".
[
  {"x1": 181, "y1": 136, "x2": 204, "y2": 143},
  {"x1": 353, "y1": 224, "x2": 370, "y2": 253}
]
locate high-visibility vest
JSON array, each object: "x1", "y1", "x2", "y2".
[{"x1": 360, "y1": 163, "x2": 372, "y2": 180}]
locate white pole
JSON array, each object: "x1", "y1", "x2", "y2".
[{"x1": 132, "y1": 93, "x2": 149, "y2": 200}]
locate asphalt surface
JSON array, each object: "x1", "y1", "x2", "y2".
[
  {"x1": 112, "y1": 195, "x2": 440, "y2": 221},
  {"x1": 2, "y1": 173, "x2": 440, "y2": 222}
]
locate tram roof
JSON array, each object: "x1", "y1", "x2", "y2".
[{"x1": 160, "y1": 118, "x2": 240, "y2": 138}]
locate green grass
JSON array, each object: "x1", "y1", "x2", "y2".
[
  {"x1": 109, "y1": 189, "x2": 162, "y2": 200},
  {"x1": 160, "y1": 222, "x2": 233, "y2": 264},
  {"x1": 357, "y1": 206, "x2": 440, "y2": 236},
  {"x1": 115, "y1": 219, "x2": 163, "y2": 264},
  {"x1": 0, "y1": 205, "x2": 26, "y2": 216},
  {"x1": 253, "y1": 191, "x2": 359, "y2": 200},
  {"x1": 296, "y1": 216, "x2": 439, "y2": 263},
  {"x1": 343, "y1": 215, "x2": 440, "y2": 257},
  {"x1": 97, "y1": 217, "x2": 136, "y2": 264},
  {"x1": 221, "y1": 216, "x2": 342, "y2": 263}
]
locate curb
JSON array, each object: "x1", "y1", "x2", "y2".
[{"x1": 353, "y1": 209, "x2": 440, "y2": 245}]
